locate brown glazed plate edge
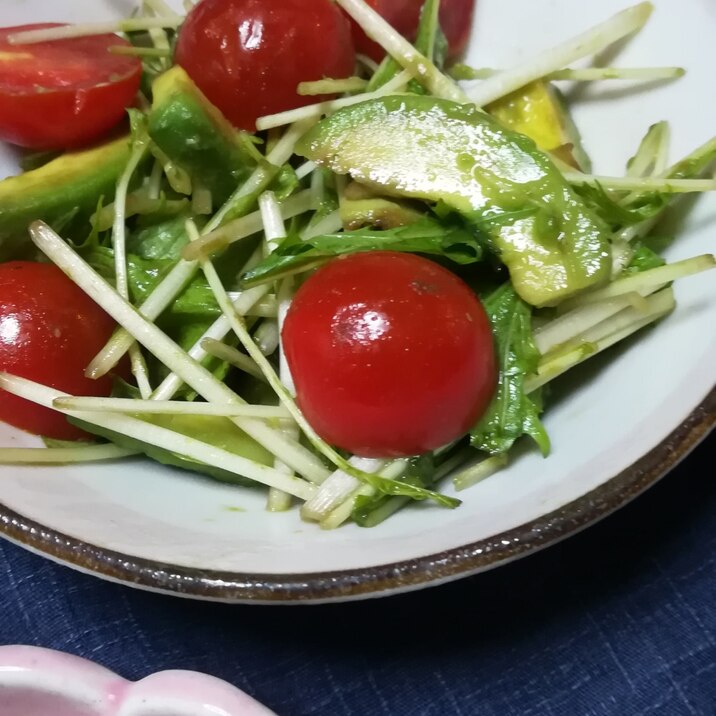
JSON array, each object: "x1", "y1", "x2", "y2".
[{"x1": 0, "y1": 386, "x2": 713, "y2": 604}]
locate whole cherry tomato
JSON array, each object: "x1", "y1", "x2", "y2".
[
  {"x1": 349, "y1": 0, "x2": 476, "y2": 63},
  {"x1": 282, "y1": 251, "x2": 496, "y2": 458},
  {"x1": 0, "y1": 262, "x2": 121, "y2": 440},
  {"x1": 0, "y1": 24, "x2": 141, "y2": 149},
  {"x1": 175, "y1": 0, "x2": 356, "y2": 131}
]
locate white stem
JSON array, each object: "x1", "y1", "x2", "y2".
[
  {"x1": 146, "y1": 159, "x2": 164, "y2": 200},
  {"x1": 466, "y1": 3, "x2": 654, "y2": 107},
  {"x1": 453, "y1": 454, "x2": 509, "y2": 492},
  {"x1": 527, "y1": 289, "x2": 675, "y2": 392},
  {"x1": 300, "y1": 210, "x2": 343, "y2": 240},
  {"x1": 7, "y1": 17, "x2": 183, "y2": 44},
  {"x1": 193, "y1": 230, "x2": 353, "y2": 478},
  {"x1": 562, "y1": 254, "x2": 714, "y2": 308},
  {"x1": 295, "y1": 161, "x2": 317, "y2": 180},
  {"x1": 200, "y1": 338, "x2": 267, "y2": 382},
  {"x1": 260, "y1": 189, "x2": 297, "y2": 512},
  {"x1": 259, "y1": 191, "x2": 288, "y2": 253},
  {"x1": 29, "y1": 221, "x2": 331, "y2": 484},
  {"x1": 253, "y1": 320, "x2": 280, "y2": 356},
  {"x1": 113, "y1": 142, "x2": 153, "y2": 399},
  {"x1": 334, "y1": 0, "x2": 466, "y2": 102},
  {"x1": 320, "y1": 483, "x2": 373, "y2": 530},
  {"x1": 256, "y1": 71, "x2": 412, "y2": 131},
  {"x1": 53, "y1": 397, "x2": 290, "y2": 419},
  {"x1": 0, "y1": 373, "x2": 316, "y2": 500},
  {"x1": 151, "y1": 246, "x2": 267, "y2": 400},
  {"x1": 535, "y1": 286, "x2": 663, "y2": 354},
  {"x1": 151, "y1": 286, "x2": 269, "y2": 400},
  {"x1": 457, "y1": 66, "x2": 684, "y2": 82},
  {"x1": 276, "y1": 280, "x2": 296, "y2": 396},
  {"x1": 0, "y1": 444, "x2": 137, "y2": 464},
  {"x1": 301, "y1": 457, "x2": 387, "y2": 521},
  {"x1": 565, "y1": 174, "x2": 716, "y2": 193},
  {"x1": 298, "y1": 77, "x2": 369, "y2": 96},
  {"x1": 183, "y1": 190, "x2": 315, "y2": 260}
]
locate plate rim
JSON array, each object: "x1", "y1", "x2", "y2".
[{"x1": 1, "y1": 386, "x2": 712, "y2": 604}]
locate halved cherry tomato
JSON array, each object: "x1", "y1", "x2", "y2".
[
  {"x1": 0, "y1": 24, "x2": 141, "y2": 150},
  {"x1": 0, "y1": 262, "x2": 121, "y2": 440},
  {"x1": 350, "y1": 0, "x2": 476, "y2": 63},
  {"x1": 175, "y1": 0, "x2": 356, "y2": 131},
  {"x1": 282, "y1": 251, "x2": 496, "y2": 458}
]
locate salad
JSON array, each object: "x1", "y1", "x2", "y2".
[{"x1": 0, "y1": 0, "x2": 713, "y2": 530}]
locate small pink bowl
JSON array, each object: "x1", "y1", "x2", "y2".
[{"x1": 0, "y1": 645, "x2": 276, "y2": 715}]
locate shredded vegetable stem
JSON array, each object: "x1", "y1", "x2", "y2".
[
  {"x1": 112, "y1": 139, "x2": 153, "y2": 399},
  {"x1": 335, "y1": 0, "x2": 466, "y2": 102},
  {"x1": 29, "y1": 221, "x2": 332, "y2": 485},
  {"x1": 88, "y1": 120, "x2": 313, "y2": 379},
  {"x1": 260, "y1": 192, "x2": 297, "y2": 512},
  {"x1": 255, "y1": 70, "x2": 412, "y2": 131},
  {"x1": 0, "y1": 374, "x2": 316, "y2": 500},
  {"x1": 564, "y1": 174, "x2": 716, "y2": 193},
  {"x1": 465, "y1": 2, "x2": 654, "y2": 108},
  {"x1": 297, "y1": 77, "x2": 369, "y2": 96},
  {"x1": 0, "y1": 444, "x2": 138, "y2": 464},
  {"x1": 141, "y1": 0, "x2": 178, "y2": 70},
  {"x1": 188, "y1": 219, "x2": 365, "y2": 485},
  {"x1": 7, "y1": 17, "x2": 183, "y2": 44},
  {"x1": 452, "y1": 66, "x2": 685, "y2": 82},
  {"x1": 53, "y1": 397, "x2": 291, "y2": 420},
  {"x1": 189, "y1": 219, "x2": 412, "y2": 494}
]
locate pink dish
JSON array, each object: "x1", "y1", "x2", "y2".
[{"x1": 0, "y1": 645, "x2": 276, "y2": 716}]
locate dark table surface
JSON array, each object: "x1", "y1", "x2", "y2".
[{"x1": 1, "y1": 433, "x2": 714, "y2": 716}]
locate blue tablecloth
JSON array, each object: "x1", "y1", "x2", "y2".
[{"x1": 1, "y1": 434, "x2": 714, "y2": 716}]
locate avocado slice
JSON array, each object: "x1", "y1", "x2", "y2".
[
  {"x1": 340, "y1": 181, "x2": 426, "y2": 230},
  {"x1": 296, "y1": 95, "x2": 611, "y2": 307},
  {"x1": 0, "y1": 135, "x2": 130, "y2": 258},
  {"x1": 487, "y1": 81, "x2": 591, "y2": 172},
  {"x1": 70, "y1": 412, "x2": 274, "y2": 488},
  {"x1": 148, "y1": 66, "x2": 260, "y2": 207}
]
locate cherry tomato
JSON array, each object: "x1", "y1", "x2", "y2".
[
  {"x1": 282, "y1": 251, "x2": 496, "y2": 458},
  {"x1": 0, "y1": 262, "x2": 121, "y2": 440},
  {"x1": 350, "y1": 0, "x2": 476, "y2": 63},
  {"x1": 0, "y1": 24, "x2": 142, "y2": 150},
  {"x1": 175, "y1": 0, "x2": 356, "y2": 132}
]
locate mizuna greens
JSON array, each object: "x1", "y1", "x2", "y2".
[{"x1": 0, "y1": 0, "x2": 714, "y2": 529}]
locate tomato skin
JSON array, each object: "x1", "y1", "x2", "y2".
[
  {"x1": 0, "y1": 262, "x2": 120, "y2": 440},
  {"x1": 0, "y1": 24, "x2": 142, "y2": 150},
  {"x1": 350, "y1": 0, "x2": 476, "y2": 63},
  {"x1": 175, "y1": 0, "x2": 355, "y2": 131},
  {"x1": 282, "y1": 251, "x2": 496, "y2": 458}
]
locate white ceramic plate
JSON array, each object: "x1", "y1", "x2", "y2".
[{"x1": 0, "y1": 0, "x2": 714, "y2": 603}]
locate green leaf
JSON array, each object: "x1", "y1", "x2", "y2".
[
  {"x1": 622, "y1": 242, "x2": 666, "y2": 275},
  {"x1": 352, "y1": 455, "x2": 437, "y2": 526},
  {"x1": 470, "y1": 283, "x2": 550, "y2": 455},
  {"x1": 241, "y1": 218, "x2": 484, "y2": 287},
  {"x1": 574, "y1": 182, "x2": 659, "y2": 228},
  {"x1": 358, "y1": 469, "x2": 460, "y2": 510},
  {"x1": 126, "y1": 214, "x2": 192, "y2": 260}
]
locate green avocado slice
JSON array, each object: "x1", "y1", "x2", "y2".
[
  {"x1": 148, "y1": 66, "x2": 260, "y2": 207},
  {"x1": 70, "y1": 413, "x2": 275, "y2": 488},
  {"x1": 296, "y1": 95, "x2": 611, "y2": 307},
  {"x1": 0, "y1": 135, "x2": 130, "y2": 258}
]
